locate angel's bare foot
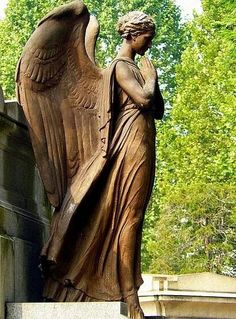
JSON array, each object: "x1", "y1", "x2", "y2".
[{"x1": 125, "y1": 293, "x2": 145, "y2": 319}]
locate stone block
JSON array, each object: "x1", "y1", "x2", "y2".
[
  {"x1": 0, "y1": 205, "x2": 49, "y2": 247},
  {"x1": 4, "y1": 100, "x2": 27, "y2": 126},
  {"x1": 0, "y1": 98, "x2": 51, "y2": 319},
  {"x1": 0, "y1": 100, "x2": 51, "y2": 223},
  {"x1": 0, "y1": 235, "x2": 14, "y2": 319},
  {"x1": 6, "y1": 302, "x2": 129, "y2": 319},
  {"x1": 0, "y1": 236, "x2": 45, "y2": 319},
  {"x1": 13, "y1": 238, "x2": 43, "y2": 302}
]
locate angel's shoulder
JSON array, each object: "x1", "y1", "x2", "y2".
[
  {"x1": 115, "y1": 59, "x2": 132, "y2": 70},
  {"x1": 115, "y1": 60, "x2": 136, "y2": 82}
]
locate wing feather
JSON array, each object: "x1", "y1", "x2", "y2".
[{"x1": 16, "y1": 0, "x2": 104, "y2": 208}]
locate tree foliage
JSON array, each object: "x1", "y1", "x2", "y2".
[
  {"x1": 0, "y1": 0, "x2": 185, "y2": 101},
  {"x1": 0, "y1": 0, "x2": 67, "y2": 98},
  {"x1": 147, "y1": 0, "x2": 236, "y2": 274},
  {"x1": 149, "y1": 183, "x2": 236, "y2": 275}
]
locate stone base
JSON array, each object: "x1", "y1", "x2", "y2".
[{"x1": 6, "y1": 302, "x2": 129, "y2": 319}]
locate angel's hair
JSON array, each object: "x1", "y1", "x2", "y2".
[{"x1": 117, "y1": 11, "x2": 155, "y2": 39}]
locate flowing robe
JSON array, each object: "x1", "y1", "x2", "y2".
[{"x1": 42, "y1": 58, "x2": 160, "y2": 301}]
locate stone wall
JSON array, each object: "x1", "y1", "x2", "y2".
[{"x1": 0, "y1": 87, "x2": 51, "y2": 319}]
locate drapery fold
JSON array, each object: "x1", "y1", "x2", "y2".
[{"x1": 42, "y1": 58, "x2": 156, "y2": 301}]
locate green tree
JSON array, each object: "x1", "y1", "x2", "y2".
[
  {"x1": 0, "y1": 0, "x2": 67, "y2": 98},
  {"x1": 149, "y1": 183, "x2": 236, "y2": 275},
  {"x1": 148, "y1": 0, "x2": 236, "y2": 274},
  {"x1": 0, "y1": 0, "x2": 186, "y2": 102}
]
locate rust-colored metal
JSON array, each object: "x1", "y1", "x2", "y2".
[{"x1": 16, "y1": 2, "x2": 164, "y2": 318}]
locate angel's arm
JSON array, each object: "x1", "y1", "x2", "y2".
[
  {"x1": 115, "y1": 60, "x2": 164, "y2": 119},
  {"x1": 115, "y1": 60, "x2": 155, "y2": 107}
]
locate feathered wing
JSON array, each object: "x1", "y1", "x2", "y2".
[{"x1": 16, "y1": 0, "x2": 103, "y2": 208}]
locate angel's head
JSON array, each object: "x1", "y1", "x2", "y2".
[{"x1": 117, "y1": 11, "x2": 155, "y2": 56}]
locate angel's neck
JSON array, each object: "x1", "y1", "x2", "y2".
[{"x1": 116, "y1": 43, "x2": 136, "y2": 61}]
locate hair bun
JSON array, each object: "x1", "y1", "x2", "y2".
[{"x1": 117, "y1": 11, "x2": 155, "y2": 39}]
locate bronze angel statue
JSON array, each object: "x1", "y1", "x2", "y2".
[{"x1": 16, "y1": 1, "x2": 164, "y2": 318}]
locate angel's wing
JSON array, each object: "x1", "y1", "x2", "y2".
[{"x1": 16, "y1": 0, "x2": 104, "y2": 208}]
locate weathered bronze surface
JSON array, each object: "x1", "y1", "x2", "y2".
[{"x1": 16, "y1": 1, "x2": 164, "y2": 318}]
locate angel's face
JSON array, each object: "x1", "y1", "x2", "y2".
[{"x1": 131, "y1": 31, "x2": 155, "y2": 56}]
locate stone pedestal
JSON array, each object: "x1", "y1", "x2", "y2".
[{"x1": 6, "y1": 302, "x2": 129, "y2": 319}]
